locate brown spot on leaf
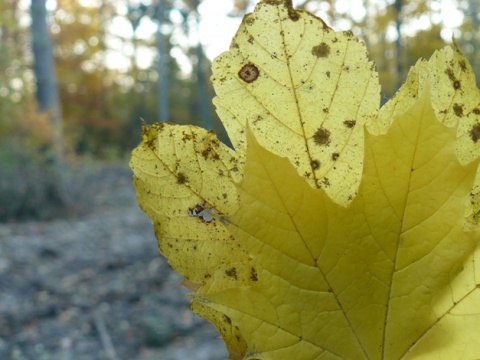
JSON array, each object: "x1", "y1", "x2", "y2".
[
  {"x1": 223, "y1": 315, "x2": 232, "y2": 324},
  {"x1": 250, "y1": 267, "x2": 258, "y2": 282},
  {"x1": 343, "y1": 120, "x2": 356, "y2": 128},
  {"x1": 312, "y1": 43, "x2": 330, "y2": 58},
  {"x1": 445, "y1": 68, "x2": 455, "y2": 81},
  {"x1": 322, "y1": 177, "x2": 330, "y2": 187},
  {"x1": 459, "y1": 60, "x2": 467, "y2": 71},
  {"x1": 310, "y1": 160, "x2": 320, "y2": 170},
  {"x1": 177, "y1": 172, "x2": 187, "y2": 184},
  {"x1": 313, "y1": 128, "x2": 331, "y2": 146},
  {"x1": 453, "y1": 103, "x2": 464, "y2": 117},
  {"x1": 332, "y1": 153, "x2": 339, "y2": 161},
  {"x1": 470, "y1": 123, "x2": 480, "y2": 143},
  {"x1": 473, "y1": 108, "x2": 480, "y2": 115},
  {"x1": 287, "y1": 7, "x2": 300, "y2": 21},
  {"x1": 201, "y1": 147, "x2": 212, "y2": 159},
  {"x1": 453, "y1": 80, "x2": 461, "y2": 90},
  {"x1": 238, "y1": 64, "x2": 259, "y2": 83},
  {"x1": 245, "y1": 16, "x2": 255, "y2": 26},
  {"x1": 225, "y1": 267, "x2": 238, "y2": 280}
]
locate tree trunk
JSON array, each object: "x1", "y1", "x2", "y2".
[
  {"x1": 30, "y1": 0, "x2": 68, "y2": 206},
  {"x1": 394, "y1": 0, "x2": 403, "y2": 91},
  {"x1": 194, "y1": 0, "x2": 213, "y2": 130},
  {"x1": 156, "y1": 0, "x2": 170, "y2": 122}
]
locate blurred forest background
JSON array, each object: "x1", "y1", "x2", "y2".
[{"x1": 1, "y1": 0, "x2": 479, "y2": 222}]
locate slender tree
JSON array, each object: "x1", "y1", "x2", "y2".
[
  {"x1": 156, "y1": 0, "x2": 170, "y2": 122},
  {"x1": 193, "y1": 0, "x2": 213, "y2": 129},
  {"x1": 30, "y1": 0, "x2": 68, "y2": 205},
  {"x1": 393, "y1": 0, "x2": 404, "y2": 91}
]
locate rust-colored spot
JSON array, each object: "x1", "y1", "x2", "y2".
[
  {"x1": 177, "y1": 172, "x2": 187, "y2": 184},
  {"x1": 343, "y1": 120, "x2": 356, "y2": 128},
  {"x1": 201, "y1": 147, "x2": 211, "y2": 159},
  {"x1": 313, "y1": 128, "x2": 331, "y2": 146},
  {"x1": 223, "y1": 315, "x2": 232, "y2": 324},
  {"x1": 445, "y1": 68, "x2": 455, "y2": 81},
  {"x1": 238, "y1": 64, "x2": 259, "y2": 83},
  {"x1": 453, "y1": 103, "x2": 464, "y2": 117},
  {"x1": 470, "y1": 123, "x2": 480, "y2": 143},
  {"x1": 453, "y1": 80, "x2": 461, "y2": 90},
  {"x1": 322, "y1": 177, "x2": 330, "y2": 186},
  {"x1": 459, "y1": 60, "x2": 467, "y2": 71},
  {"x1": 250, "y1": 267, "x2": 258, "y2": 282},
  {"x1": 473, "y1": 108, "x2": 480, "y2": 115},
  {"x1": 310, "y1": 159, "x2": 320, "y2": 170},
  {"x1": 287, "y1": 7, "x2": 300, "y2": 21},
  {"x1": 245, "y1": 16, "x2": 255, "y2": 26},
  {"x1": 332, "y1": 153, "x2": 339, "y2": 161},
  {"x1": 311, "y1": 42, "x2": 330, "y2": 58},
  {"x1": 225, "y1": 267, "x2": 238, "y2": 280}
]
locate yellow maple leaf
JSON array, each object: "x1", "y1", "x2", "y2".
[
  {"x1": 130, "y1": 122, "x2": 249, "y2": 283},
  {"x1": 130, "y1": 0, "x2": 480, "y2": 358},
  {"x1": 194, "y1": 91, "x2": 479, "y2": 359},
  {"x1": 372, "y1": 44, "x2": 480, "y2": 228},
  {"x1": 212, "y1": 0, "x2": 380, "y2": 206}
]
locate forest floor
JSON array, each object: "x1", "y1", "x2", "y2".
[{"x1": 0, "y1": 163, "x2": 228, "y2": 360}]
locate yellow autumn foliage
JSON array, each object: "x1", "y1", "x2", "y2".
[{"x1": 130, "y1": 1, "x2": 480, "y2": 359}]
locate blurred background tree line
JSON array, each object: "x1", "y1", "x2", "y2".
[{"x1": 0, "y1": 0, "x2": 478, "y2": 221}]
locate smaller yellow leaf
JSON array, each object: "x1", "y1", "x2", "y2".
[
  {"x1": 373, "y1": 44, "x2": 480, "y2": 228},
  {"x1": 130, "y1": 122, "x2": 249, "y2": 283},
  {"x1": 212, "y1": 0, "x2": 380, "y2": 206}
]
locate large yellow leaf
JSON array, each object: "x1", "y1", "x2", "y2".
[
  {"x1": 212, "y1": 0, "x2": 380, "y2": 206},
  {"x1": 130, "y1": 1, "x2": 480, "y2": 358},
  {"x1": 196, "y1": 92, "x2": 480, "y2": 359}
]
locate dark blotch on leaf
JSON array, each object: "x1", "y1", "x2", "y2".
[
  {"x1": 453, "y1": 103, "x2": 464, "y2": 117},
  {"x1": 311, "y1": 42, "x2": 330, "y2": 58},
  {"x1": 177, "y1": 172, "x2": 187, "y2": 184},
  {"x1": 287, "y1": 7, "x2": 300, "y2": 21},
  {"x1": 445, "y1": 68, "x2": 455, "y2": 81},
  {"x1": 201, "y1": 147, "x2": 211, "y2": 159},
  {"x1": 238, "y1": 64, "x2": 259, "y2": 83},
  {"x1": 225, "y1": 267, "x2": 238, "y2": 280},
  {"x1": 470, "y1": 123, "x2": 480, "y2": 143},
  {"x1": 223, "y1": 315, "x2": 232, "y2": 324},
  {"x1": 332, "y1": 153, "x2": 339, "y2": 161},
  {"x1": 313, "y1": 128, "x2": 331, "y2": 146},
  {"x1": 310, "y1": 159, "x2": 320, "y2": 170},
  {"x1": 453, "y1": 80, "x2": 461, "y2": 89},
  {"x1": 250, "y1": 267, "x2": 258, "y2": 282},
  {"x1": 343, "y1": 120, "x2": 356, "y2": 128}
]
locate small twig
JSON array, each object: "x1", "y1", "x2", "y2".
[{"x1": 94, "y1": 308, "x2": 119, "y2": 360}]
